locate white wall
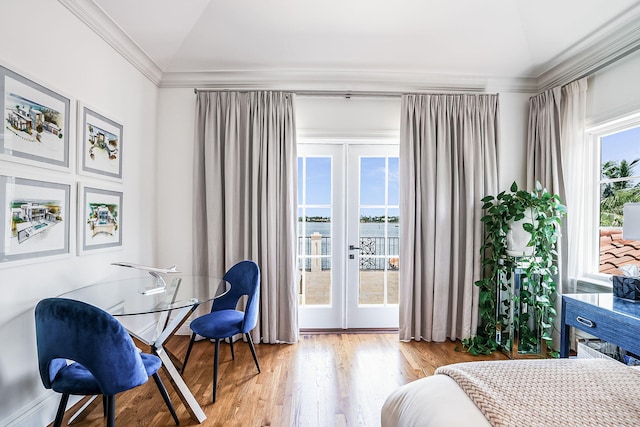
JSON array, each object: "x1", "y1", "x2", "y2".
[
  {"x1": 497, "y1": 92, "x2": 533, "y2": 190},
  {"x1": 156, "y1": 88, "x2": 197, "y2": 273},
  {"x1": 296, "y1": 95, "x2": 401, "y2": 135},
  {"x1": 0, "y1": 1, "x2": 159, "y2": 425}
]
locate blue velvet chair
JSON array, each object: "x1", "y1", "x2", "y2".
[
  {"x1": 182, "y1": 260, "x2": 261, "y2": 402},
  {"x1": 35, "y1": 298, "x2": 180, "y2": 427}
]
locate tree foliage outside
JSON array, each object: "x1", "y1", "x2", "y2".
[{"x1": 600, "y1": 159, "x2": 640, "y2": 227}]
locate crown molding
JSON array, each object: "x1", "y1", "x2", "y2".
[
  {"x1": 57, "y1": 0, "x2": 163, "y2": 85},
  {"x1": 536, "y1": 5, "x2": 640, "y2": 91},
  {"x1": 161, "y1": 69, "x2": 538, "y2": 93}
]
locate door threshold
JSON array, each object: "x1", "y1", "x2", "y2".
[{"x1": 300, "y1": 328, "x2": 398, "y2": 335}]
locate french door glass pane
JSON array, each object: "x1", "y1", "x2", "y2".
[
  {"x1": 387, "y1": 270, "x2": 399, "y2": 304},
  {"x1": 357, "y1": 156, "x2": 399, "y2": 306},
  {"x1": 388, "y1": 157, "x2": 399, "y2": 206},
  {"x1": 386, "y1": 206, "x2": 399, "y2": 304},
  {"x1": 360, "y1": 157, "x2": 386, "y2": 205},
  {"x1": 305, "y1": 157, "x2": 331, "y2": 205},
  {"x1": 298, "y1": 156, "x2": 332, "y2": 306},
  {"x1": 359, "y1": 260, "x2": 384, "y2": 304}
]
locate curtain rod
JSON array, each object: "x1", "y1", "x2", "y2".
[
  {"x1": 193, "y1": 88, "x2": 401, "y2": 98},
  {"x1": 193, "y1": 88, "x2": 498, "y2": 98}
]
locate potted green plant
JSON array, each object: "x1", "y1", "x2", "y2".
[{"x1": 463, "y1": 181, "x2": 566, "y2": 357}]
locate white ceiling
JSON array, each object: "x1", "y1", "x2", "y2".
[{"x1": 62, "y1": 0, "x2": 640, "y2": 91}]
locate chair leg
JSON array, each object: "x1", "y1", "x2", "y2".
[
  {"x1": 152, "y1": 372, "x2": 180, "y2": 425},
  {"x1": 106, "y1": 395, "x2": 115, "y2": 427},
  {"x1": 228, "y1": 337, "x2": 235, "y2": 360},
  {"x1": 103, "y1": 395, "x2": 108, "y2": 417},
  {"x1": 53, "y1": 393, "x2": 69, "y2": 427},
  {"x1": 213, "y1": 338, "x2": 221, "y2": 403},
  {"x1": 246, "y1": 333, "x2": 261, "y2": 373},
  {"x1": 182, "y1": 332, "x2": 197, "y2": 374}
]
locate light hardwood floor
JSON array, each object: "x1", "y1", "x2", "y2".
[{"x1": 52, "y1": 333, "x2": 506, "y2": 427}]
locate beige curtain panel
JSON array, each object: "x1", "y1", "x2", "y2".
[
  {"x1": 193, "y1": 91, "x2": 299, "y2": 344},
  {"x1": 527, "y1": 78, "x2": 588, "y2": 346},
  {"x1": 399, "y1": 94, "x2": 499, "y2": 342}
]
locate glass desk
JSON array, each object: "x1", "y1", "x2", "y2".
[{"x1": 59, "y1": 275, "x2": 229, "y2": 423}]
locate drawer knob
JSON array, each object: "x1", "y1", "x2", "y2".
[{"x1": 576, "y1": 316, "x2": 595, "y2": 328}]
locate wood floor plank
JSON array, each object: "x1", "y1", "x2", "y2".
[{"x1": 51, "y1": 333, "x2": 506, "y2": 427}]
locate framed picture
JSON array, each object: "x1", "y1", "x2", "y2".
[
  {"x1": 0, "y1": 65, "x2": 71, "y2": 169},
  {"x1": 0, "y1": 176, "x2": 70, "y2": 265},
  {"x1": 79, "y1": 184, "x2": 122, "y2": 254},
  {"x1": 78, "y1": 103, "x2": 123, "y2": 180}
]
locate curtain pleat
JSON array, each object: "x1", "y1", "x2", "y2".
[
  {"x1": 193, "y1": 91, "x2": 298, "y2": 344},
  {"x1": 526, "y1": 78, "x2": 588, "y2": 347},
  {"x1": 399, "y1": 94, "x2": 499, "y2": 342}
]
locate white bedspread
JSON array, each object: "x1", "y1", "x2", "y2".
[{"x1": 381, "y1": 374, "x2": 491, "y2": 427}]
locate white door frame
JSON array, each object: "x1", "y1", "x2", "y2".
[{"x1": 297, "y1": 141, "x2": 399, "y2": 329}]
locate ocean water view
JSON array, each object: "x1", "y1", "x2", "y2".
[{"x1": 298, "y1": 221, "x2": 399, "y2": 238}]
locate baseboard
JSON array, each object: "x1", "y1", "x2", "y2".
[{"x1": 300, "y1": 328, "x2": 398, "y2": 335}]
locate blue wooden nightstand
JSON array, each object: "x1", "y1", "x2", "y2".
[{"x1": 561, "y1": 293, "x2": 640, "y2": 358}]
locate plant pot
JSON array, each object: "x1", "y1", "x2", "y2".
[{"x1": 506, "y1": 208, "x2": 536, "y2": 257}]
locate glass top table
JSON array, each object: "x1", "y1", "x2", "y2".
[
  {"x1": 59, "y1": 275, "x2": 230, "y2": 316},
  {"x1": 58, "y1": 274, "x2": 229, "y2": 423}
]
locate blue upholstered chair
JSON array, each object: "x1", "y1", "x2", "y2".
[
  {"x1": 182, "y1": 260, "x2": 261, "y2": 402},
  {"x1": 35, "y1": 298, "x2": 179, "y2": 427}
]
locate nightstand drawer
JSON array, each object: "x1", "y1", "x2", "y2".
[
  {"x1": 564, "y1": 301, "x2": 608, "y2": 333},
  {"x1": 562, "y1": 295, "x2": 640, "y2": 357}
]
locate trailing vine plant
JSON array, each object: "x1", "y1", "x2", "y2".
[{"x1": 462, "y1": 181, "x2": 566, "y2": 356}]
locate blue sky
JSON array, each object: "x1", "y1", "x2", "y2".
[
  {"x1": 298, "y1": 156, "x2": 399, "y2": 218},
  {"x1": 601, "y1": 126, "x2": 640, "y2": 168}
]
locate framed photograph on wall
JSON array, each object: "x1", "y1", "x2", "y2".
[
  {"x1": 0, "y1": 176, "x2": 71, "y2": 265},
  {"x1": 78, "y1": 184, "x2": 122, "y2": 254},
  {"x1": 0, "y1": 65, "x2": 71, "y2": 169},
  {"x1": 78, "y1": 103, "x2": 123, "y2": 180}
]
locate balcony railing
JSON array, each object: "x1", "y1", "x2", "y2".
[{"x1": 297, "y1": 236, "x2": 399, "y2": 271}]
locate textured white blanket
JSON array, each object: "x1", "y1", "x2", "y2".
[{"x1": 436, "y1": 358, "x2": 640, "y2": 427}]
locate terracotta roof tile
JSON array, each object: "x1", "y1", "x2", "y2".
[{"x1": 599, "y1": 229, "x2": 640, "y2": 274}]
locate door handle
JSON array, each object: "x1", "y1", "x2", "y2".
[{"x1": 349, "y1": 245, "x2": 361, "y2": 251}]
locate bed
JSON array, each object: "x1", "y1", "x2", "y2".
[{"x1": 381, "y1": 358, "x2": 640, "y2": 427}]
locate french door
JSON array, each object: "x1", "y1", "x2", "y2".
[{"x1": 297, "y1": 143, "x2": 399, "y2": 329}]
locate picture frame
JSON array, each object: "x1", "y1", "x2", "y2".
[
  {"x1": 0, "y1": 65, "x2": 71, "y2": 169},
  {"x1": 78, "y1": 103, "x2": 123, "y2": 180},
  {"x1": 78, "y1": 184, "x2": 122, "y2": 254},
  {"x1": 0, "y1": 175, "x2": 71, "y2": 265}
]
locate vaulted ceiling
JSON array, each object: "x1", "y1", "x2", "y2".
[{"x1": 60, "y1": 0, "x2": 640, "y2": 92}]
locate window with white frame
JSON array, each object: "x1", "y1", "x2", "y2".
[{"x1": 594, "y1": 117, "x2": 640, "y2": 276}]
